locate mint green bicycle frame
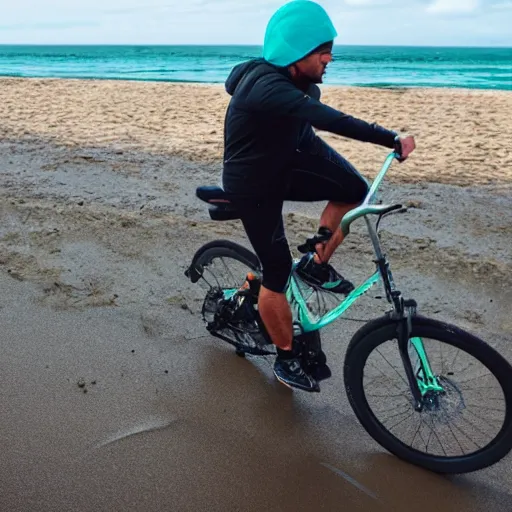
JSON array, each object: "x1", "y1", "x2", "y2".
[
  {"x1": 286, "y1": 150, "x2": 397, "y2": 335},
  {"x1": 282, "y1": 151, "x2": 444, "y2": 396}
]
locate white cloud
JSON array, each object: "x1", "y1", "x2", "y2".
[
  {"x1": 426, "y1": 0, "x2": 479, "y2": 14},
  {"x1": 0, "y1": 21, "x2": 99, "y2": 31},
  {"x1": 343, "y1": 0, "x2": 393, "y2": 5},
  {"x1": 492, "y1": 1, "x2": 512, "y2": 8},
  {"x1": 0, "y1": 0, "x2": 510, "y2": 45}
]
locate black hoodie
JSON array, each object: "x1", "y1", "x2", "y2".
[{"x1": 222, "y1": 58, "x2": 397, "y2": 197}]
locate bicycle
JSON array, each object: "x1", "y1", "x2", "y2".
[{"x1": 184, "y1": 150, "x2": 512, "y2": 474}]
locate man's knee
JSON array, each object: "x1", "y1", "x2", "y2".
[
  {"x1": 261, "y1": 256, "x2": 293, "y2": 294},
  {"x1": 342, "y1": 172, "x2": 369, "y2": 205},
  {"x1": 331, "y1": 180, "x2": 368, "y2": 206},
  {"x1": 356, "y1": 179, "x2": 370, "y2": 203}
]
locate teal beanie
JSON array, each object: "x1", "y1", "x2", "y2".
[{"x1": 263, "y1": 1, "x2": 337, "y2": 67}]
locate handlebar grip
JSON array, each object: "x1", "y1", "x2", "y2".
[{"x1": 393, "y1": 136, "x2": 405, "y2": 162}]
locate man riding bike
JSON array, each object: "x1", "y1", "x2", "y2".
[{"x1": 221, "y1": 0, "x2": 416, "y2": 392}]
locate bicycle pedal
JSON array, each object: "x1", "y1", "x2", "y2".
[{"x1": 297, "y1": 227, "x2": 333, "y2": 254}]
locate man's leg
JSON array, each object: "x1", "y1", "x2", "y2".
[
  {"x1": 237, "y1": 199, "x2": 319, "y2": 391},
  {"x1": 314, "y1": 201, "x2": 359, "y2": 264},
  {"x1": 294, "y1": 125, "x2": 368, "y2": 259},
  {"x1": 286, "y1": 137, "x2": 369, "y2": 293},
  {"x1": 258, "y1": 285, "x2": 292, "y2": 350}
]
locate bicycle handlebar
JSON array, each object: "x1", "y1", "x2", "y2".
[
  {"x1": 364, "y1": 151, "x2": 400, "y2": 206},
  {"x1": 393, "y1": 138, "x2": 404, "y2": 161},
  {"x1": 340, "y1": 151, "x2": 402, "y2": 237}
]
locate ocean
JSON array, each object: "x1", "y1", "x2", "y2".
[{"x1": 0, "y1": 45, "x2": 511, "y2": 90}]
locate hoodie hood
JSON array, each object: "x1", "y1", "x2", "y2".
[{"x1": 225, "y1": 58, "x2": 277, "y2": 96}]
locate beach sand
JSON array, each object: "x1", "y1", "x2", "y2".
[
  {"x1": 1, "y1": 78, "x2": 512, "y2": 186},
  {"x1": 0, "y1": 78, "x2": 511, "y2": 511}
]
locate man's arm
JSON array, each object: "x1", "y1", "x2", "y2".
[{"x1": 247, "y1": 75, "x2": 397, "y2": 148}]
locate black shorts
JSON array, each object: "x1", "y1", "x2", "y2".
[{"x1": 225, "y1": 136, "x2": 369, "y2": 293}]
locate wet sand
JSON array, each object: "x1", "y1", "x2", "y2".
[
  {"x1": 0, "y1": 79, "x2": 511, "y2": 511},
  {"x1": 2, "y1": 269, "x2": 511, "y2": 512}
]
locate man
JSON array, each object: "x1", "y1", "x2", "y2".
[{"x1": 222, "y1": 0, "x2": 416, "y2": 391}]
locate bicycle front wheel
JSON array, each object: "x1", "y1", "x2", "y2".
[{"x1": 344, "y1": 315, "x2": 512, "y2": 474}]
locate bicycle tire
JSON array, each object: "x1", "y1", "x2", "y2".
[
  {"x1": 186, "y1": 240, "x2": 275, "y2": 355},
  {"x1": 344, "y1": 314, "x2": 512, "y2": 473},
  {"x1": 186, "y1": 239, "x2": 261, "y2": 282}
]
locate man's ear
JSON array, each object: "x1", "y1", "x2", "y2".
[{"x1": 288, "y1": 63, "x2": 299, "y2": 78}]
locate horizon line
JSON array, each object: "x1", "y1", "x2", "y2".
[{"x1": 1, "y1": 43, "x2": 511, "y2": 49}]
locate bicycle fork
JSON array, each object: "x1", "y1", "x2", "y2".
[
  {"x1": 396, "y1": 301, "x2": 445, "y2": 412},
  {"x1": 367, "y1": 215, "x2": 443, "y2": 412},
  {"x1": 397, "y1": 301, "x2": 424, "y2": 411}
]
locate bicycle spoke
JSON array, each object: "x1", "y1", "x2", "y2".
[
  {"x1": 425, "y1": 426, "x2": 433, "y2": 453},
  {"x1": 462, "y1": 396, "x2": 505, "y2": 408},
  {"x1": 370, "y1": 399, "x2": 410, "y2": 411},
  {"x1": 461, "y1": 385, "x2": 504, "y2": 394},
  {"x1": 445, "y1": 421, "x2": 468, "y2": 455},
  {"x1": 439, "y1": 342, "x2": 447, "y2": 375},
  {"x1": 410, "y1": 421, "x2": 422, "y2": 448},
  {"x1": 461, "y1": 392, "x2": 504, "y2": 403},
  {"x1": 452, "y1": 413, "x2": 483, "y2": 449},
  {"x1": 450, "y1": 348, "x2": 462, "y2": 372},
  {"x1": 457, "y1": 383, "x2": 505, "y2": 400},
  {"x1": 428, "y1": 417, "x2": 448, "y2": 456},
  {"x1": 375, "y1": 348, "x2": 410, "y2": 388},
  {"x1": 456, "y1": 413, "x2": 500, "y2": 442},
  {"x1": 362, "y1": 330, "x2": 510, "y2": 461},
  {"x1": 366, "y1": 392, "x2": 409, "y2": 399},
  {"x1": 193, "y1": 251, "x2": 266, "y2": 353},
  {"x1": 456, "y1": 361, "x2": 477, "y2": 375},
  {"x1": 387, "y1": 411, "x2": 417, "y2": 432},
  {"x1": 204, "y1": 266, "x2": 221, "y2": 289},
  {"x1": 456, "y1": 373, "x2": 493, "y2": 385},
  {"x1": 366, "y1": 361, "x2": 410, "y2": 397},
  {"x1": 200, "y1": 273, "x2": 214, "y2": 289},
  {"x1": 417, "y1": 425, "x2": 430, "y2": 452},
  {"x1": 220, "y1": 257, "x2": 238, "y2": 286},
  {"x1": 464, "y1": 404, "x2": 507, "y2": 412},
  {"x1": 365, "y1": 374, "x2": 409, "y2": 398},
  {"x1": 466, "y1": 408, "x2": 504, "y2": 428},
  {"x1": 455, "y1": 422, "x2": 483, "y2": 450},
  {"x1": 378, "y1": 405, "x2": 413, "y2": 422}
]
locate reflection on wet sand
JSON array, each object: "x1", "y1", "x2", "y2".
[{"x1": 1, "y1": 275, "x2": 510, "y2": 512}]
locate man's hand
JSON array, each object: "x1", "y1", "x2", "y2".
[{"x1": 395, "y1": 135, "x2": 416, "y2": 161}]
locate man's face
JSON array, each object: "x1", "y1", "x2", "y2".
[{"x1": 294, "y1": 47, "x2": 333, "y2": 84}]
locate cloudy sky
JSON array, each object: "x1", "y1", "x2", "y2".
[{"x1": 1, "y1": 0, "x2": 511, "y2": 46}]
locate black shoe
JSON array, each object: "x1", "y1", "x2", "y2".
[
  {"x1": 296, "y1": 253, "x2": 355, "y2": 294},
  {"x1": 305, "y1": 349, "x2": 332, "y2": 382},
  {"x1": 273, "y1": 356, "x2": 320, "y2": 392},
  {"x1": 308, "y1": 359, "x2": 332, "y2": 382},
  {"x1": 296, "y1": 331, "x2": 332, "y2": 382}
]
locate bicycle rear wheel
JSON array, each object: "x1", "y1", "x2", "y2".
[
  {"x1": 344, "y1": 315, "x2": 512, "y2": 473},
  {"x1": 185, "y1": 240, "x2": 274, "y2": 356}
]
